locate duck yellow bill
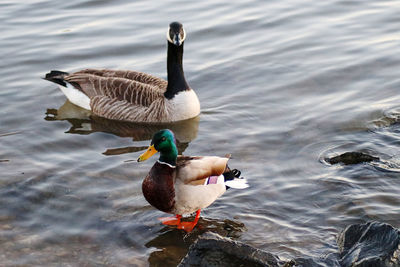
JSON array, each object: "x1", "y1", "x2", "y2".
[{"x1": 137, "y1": 144, "x2": 158, "y2": 162}]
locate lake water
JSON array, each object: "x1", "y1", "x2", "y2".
[{"x1": 1, "y1": 0, "x2": 400, "y2": 265}]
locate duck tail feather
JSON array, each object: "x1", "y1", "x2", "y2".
[
  {"x1": 223, "y1": 168, "x2": 241, "y2": 181},
  {"x1": 225, "y1": 177, "x2": 249, "y2": 189},
  {"x1": 223, "y1": 168, "x2": 248, "y2": 189}
]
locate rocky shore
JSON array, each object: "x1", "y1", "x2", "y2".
[{"x1": 179, "y1": 221, "x2": 400, "y2": 267}]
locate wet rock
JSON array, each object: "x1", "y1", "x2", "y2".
[
  {"x1": 180, "y1": 221, "x2": 400, "y2": 267},
  {"x1": 141, "y1": 218, "x2": 247, "y2": 266},
  {"x1": 178, "y1": 232, "x2": 283, "y2": 267},
  {"x1": 338, "y1": 221, "x2": 400, "y2": 267},
  {"x1": 326, "y1": 152, "x2": 379, "y2": 165},
  {"x1": 288, "y1": 255, "x2": 340, "y2": 267}
]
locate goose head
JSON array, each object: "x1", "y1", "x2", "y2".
[{"x1": 167, "y1": 22, "x2": 186, "y2": 46}]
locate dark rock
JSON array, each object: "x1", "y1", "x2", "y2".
[
  {"x1": 179, "y1": 221, "x2": 400, "y2": 267},
  {"x1": 178, "y1": 232, "x2": 283, "y2": 267},
  {"x1": 338, "y1": 221, "x2": 400, "y2": 267},
  {"x1": 326, "y1": 152, "x2": 379, "y2": 165},
  {"x1": 289, "y1": 255, "x2": 340, "y2": 267}
]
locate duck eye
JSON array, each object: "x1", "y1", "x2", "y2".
[{"x1": 161, "y1": 137, "x2": 166, "y2": 142}]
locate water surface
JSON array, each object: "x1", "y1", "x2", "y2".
[{"x1": 1, "y1": 0, "x2": 400, "y2": 265}]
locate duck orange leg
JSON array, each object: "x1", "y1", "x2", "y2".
[
  {"x1": 158, "y1": 214, "x2": 182, "y2": 226},
  {"x1": 177, "y1": 209, "x2": 201, "y2": 232}
]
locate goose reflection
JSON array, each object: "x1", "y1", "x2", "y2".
[{"x1": 45, "y1": 100, "x2": 199, "y2": 155}]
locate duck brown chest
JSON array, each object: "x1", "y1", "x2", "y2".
[{"x1": 142, "y1": 162, "x2": 176, "y2": 213}]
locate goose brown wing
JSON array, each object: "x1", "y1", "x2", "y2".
[
  {"x1": 64, "y1": 69, "x2": 166, "y2": 107},
  {"x1": 72, "y1": 69, "x2": 167, "y2": 90}
]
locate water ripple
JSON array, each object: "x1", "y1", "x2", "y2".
[{"x1": 2, "y1": 0, "x2": 400, "y2": 265}]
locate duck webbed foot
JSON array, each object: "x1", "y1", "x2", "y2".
[
  {"x1": 177, "y1": 209, "x2": 201, "y2": 232},
  {"x1": 159, "y1": 210, "x2": 201, "y2": 232},
  {"x1": 158, "y1": 214, "x2": 182, "y2": 226}
]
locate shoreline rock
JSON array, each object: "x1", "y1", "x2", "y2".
[
  {"x1": 338, "y1": 222, "x2": 400, "y2": 267},
  {"x1": 179, "y1": 221, "x2": 400, "y2": 267},
  {"x1": 178, "y1": 232, "x2": 282, "y2": 267}
]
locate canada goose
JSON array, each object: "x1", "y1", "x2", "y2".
[{"x1": 44, "y1": 22, "x2": 200, "y2": 123}]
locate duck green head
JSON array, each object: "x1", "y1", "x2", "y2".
[{"x1": 137, "y1": 129, "x2": 178, "y2": 166}]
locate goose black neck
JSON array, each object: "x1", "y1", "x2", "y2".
[{"x1": 165, "y1": 41, "x2": 189, "y2": 99}]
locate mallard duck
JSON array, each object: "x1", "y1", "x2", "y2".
[
  {"x1": 137, "y1": 129, "x2": 248, "y2": 232},
  {"x1": 44, "y1": 22, "x2": 200, "y2": 123}
]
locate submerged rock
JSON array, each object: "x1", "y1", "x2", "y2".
[
  {"x1": 338, "y1": 221, "x2": 400, "y2": 267},
  {"x1": 326, "y1": 152, "x2": 379, "y2": 165},
  {"x1": 178, "y1": 232, "x2": 282, "y2": 267}
]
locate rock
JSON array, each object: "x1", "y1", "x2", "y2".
[
  {"x1": 288, "y1": 256, "x2": 340, "y2": 267},
  {"x1": 179, "y1": 221, "x2": 400, "y2": 267},
  {"x1": 338, "y1": 221, "x2": 400, "y2": 267},
  {"x1": 178, "y1": 232, "x2": 283, "y2": 267},
  {"x1": 326, "y1": 152, "x2": 379, "y2": 165}
]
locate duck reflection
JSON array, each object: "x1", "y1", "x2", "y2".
[
  {"x1": 44, "y1": 100, "x2": 200, "y2": 155},
  {"x1": 145, "y1": 217, "x2": 246, "y2": 266}
]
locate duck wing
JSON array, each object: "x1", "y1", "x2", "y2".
[
  {"x1": 173, "y1": 155, "x2": 230, "y2": 214},
  {"x1": 176, "y1": 155, "x2": 229, "y2": 185}
]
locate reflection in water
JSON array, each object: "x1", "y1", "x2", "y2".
[
  {"x1": 144, "y1": 218, "x2": 246, "y2": 266},
  {"x1": 44, "y1": 100, "x2": 200, "y2": 155},
  {"x1": 0, "y1": 131, "x2": 22, "y2": 137}
]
